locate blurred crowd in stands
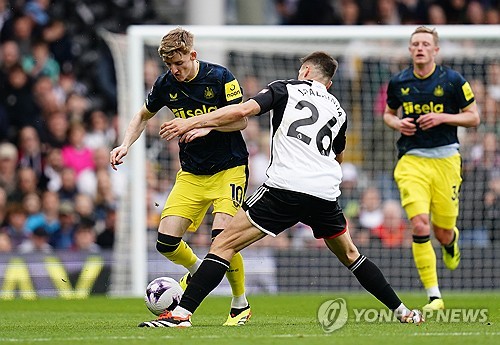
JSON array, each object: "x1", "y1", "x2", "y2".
[
  {"x1": 273, "y1": 0, "x2": 500, "y2": 25},
  {"x1": 0, "y1": 0, "x2": 498, "y2": 254}
]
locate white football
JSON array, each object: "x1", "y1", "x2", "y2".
[{"x1": 144, "y1": 277, "x2": 183, "y2": 316}]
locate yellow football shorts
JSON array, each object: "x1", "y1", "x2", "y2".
[
  {"x1": 161, "y1": 165, "x2": 248, "y2": 232},
  {"x1": 394, "y1": 153, "x2": 462, "y2": 229}
]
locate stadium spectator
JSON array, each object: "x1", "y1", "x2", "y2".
[
  {"x1": 94, "y1": 169, "x2": 116, "y2": 218},
  {"x1": 9, "y1": 166, "x2": 39, "y2": 203},
  {"x1": 0, "y1": 40, "x2": 21, "y2": 77},
  {"x1": 96, "y1": 204, "x2": 116, "y2": 249},
  {"x1": 40, "y1": 147, "x2": 63, "y2": 191},
  {"x1": 485, "y1": 6, "x2": 499, "y2": 24},
  {"x1": 0, "y1": 142, "x2": 19, "y2": 197},
  {"x1": 371, "y1": 199, "x2": 411, "y2": 248},
  {"x1": 73, "y1": 193, "x2": 95, "y2": 221},
  {"x1": 25, "y1": 190, "x2": 60, "y2": 235},
  {"x1": 337, "y1": 0, "x2": 362, "y2": 25},
  {"x1": 32, "y1": 74, "x2": 65, "y2": 114},
  {"x1": 383, "y1": 26, "x2": 480, "y2": 311},
  {"x1": 58, "y1": 70, "x2": 88, "y2": 100},
  {"x1": 2, "y1": 203, "x2": 29, "y2": 249},
  {"x1": 426, "y1": 3, "x2": 447, "y2": 25},
  {"x1": 72, "y1": 217, "x2": 100, "y2": 253},
  {"x1": 1, "y1": 14, "x2": 36, "y2": 56},
  {"x1": 444, "y1": 0, "x2": 468, "y2": 24},
  {"x1": 153, "y1": 50, "x2": 424, "y2": 328},
  {"x1": 49, "y1": 200, "x2": 77, "y2": 250},
  {"x1": 83, "y1": 109, "x2": 116, "y2": 150},
  {"x1": 22, "y1": 191, "x2": 42, "y2": 229},
  {"x1": 465, "y1": 0, "x2": 486, "y2": 24},
  {"x1": 65, "y1": 91, "x2": 91, "y2": 124},
  {"x1": 144, "y1": 58, "x2": 161, "y2": 92},
  {"x1": 17, "y1": 126, "x2": 44, "y2": 180},
  {"x1": 41, "y1": 110, "x2": 69, "y2": 148},
  {"x1": 18, "y1": 226, "x2": 53, "y2": 254},
  {"x1": 22, "y1": 39, "x2": 60, "y2": 83},
  {"x1": 374, "y1": 0, "x2": 402, "y2": 25},
  {"x1": 41, "y1": 19, "x2": 75, "y2": 73},
  {"x1": 61, "y1": 122, "x2": 95, "y2": 177},
  {"x1": 109, "y1": 27, "x2": 251, "y2": 326},
  {"x1": 357, "y1": 186, "x2": 384, "y2": 231},
  {"x1": 2, "y1": 63, "x2": 41, "y2": 138},
  {"x1": 57, "y1": 167, "x2": 79, "y2": 202}
]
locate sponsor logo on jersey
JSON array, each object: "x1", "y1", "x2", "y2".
[
  {"x1": 169, "y1": 93, "x2": 178, "y2": 100},
  {"x1": 402, "y1": 101, "x2": 444, "y2": 115},
  {"x1": 462, "y1": 81, "x2": 474, "y2": 101},
  {"x1": 204, "y1": 87, "x2": 215, "y2": 99},
  {"x1": 171, "y1": 105, "x2": 218, "y2": 118},
  {"x1": 401, "y1": 87, "x2": 410, "y2": 95},
  {"x1": 225, "y1": 79, "x2": 242, "y2": 102},
  {"x1": 433, "y1": 85, "x2": 444, "y2": 97}
]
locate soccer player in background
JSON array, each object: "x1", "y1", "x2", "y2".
[
  {"x1": 140, "y1": 51, "x2": 424, "y2": 327},
  {"x1": 382, "y1": 26, "x2": 480, "y2": 310},
  {"x1": 109, "y1": 27, "x2": 252, "y2": 325}
]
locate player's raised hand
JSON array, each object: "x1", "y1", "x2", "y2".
[{"x1": 110, "y1": 145, "x2": 128, "y2": 170}]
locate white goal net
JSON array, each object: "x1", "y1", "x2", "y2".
[{"x1": 102, "y1": 25, "x2": 500, "y2": 297}]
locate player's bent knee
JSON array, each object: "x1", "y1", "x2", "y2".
[
  {"x1": 156, "y1": 233, "x2": 182, "y2": 253},
  {"x1": 411, "y1": 218, "x2": 431, "y2": 236}
]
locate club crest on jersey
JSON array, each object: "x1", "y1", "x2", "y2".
[
  {"x1": 169, "y1": 93, "x2": 178, "y2": 100},
  {"x1": 401, "y1": 87, "x2": 410, "y2": 96},
  {"x1": 433, "y1": 85, "x2": 444, "y2": 97},
  {"x1": 204, "y1": 87, "x2": 215, "y2": 99}
]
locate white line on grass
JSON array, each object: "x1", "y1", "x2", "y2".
[{"x1": 1, "y1": 332, "x2": 499, "y2": 342}]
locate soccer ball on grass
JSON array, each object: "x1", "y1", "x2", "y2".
[{"x1": 144, "y1": 276, "x2": 183, "y2": 316}]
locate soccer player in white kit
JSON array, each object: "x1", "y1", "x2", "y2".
[{"x1": 139, "y1": 51, "x2": 423, "y2": 328}]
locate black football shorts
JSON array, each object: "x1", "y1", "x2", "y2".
[{"x1": 242, "y1": 184, "x2": 347, "y2": 239}]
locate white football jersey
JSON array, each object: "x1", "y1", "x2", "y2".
[{"x1": 252, "y1": 79, "x2": 347, "y2": 201}]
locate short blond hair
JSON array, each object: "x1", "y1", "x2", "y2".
[
  {"x1": 411, "y1": 26, "x2": 439, "y2": 46},
  {"x1": 158, "y1": 27, "x2": 194, "y2": 62}
]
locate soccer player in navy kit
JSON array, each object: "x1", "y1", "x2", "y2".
[
  {"x1": 383, "y1": 26, "x2": 480, "y2": 311},
  {"x1": 109, "y1": 27, "x2": 251, "y2": 326},
  {"x1": 139, "y1": 51, "x2": 424, "y2": 327}
]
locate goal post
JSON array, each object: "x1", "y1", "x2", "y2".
[{"x1": 104, "y1": 25, "x2": 500, "y2": 296}]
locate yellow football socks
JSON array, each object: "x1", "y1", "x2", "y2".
[
  {"x1": 226, "y1": 252, "x2": 246, "y2": 298},
  {"x1": 412, "y1": 239, "x2": 438, "y2": 289},
  {"x1": 162, "y1": 240, "x2": 199, "y2": 269}
]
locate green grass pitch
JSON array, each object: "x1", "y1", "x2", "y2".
[{"x1": 0, "y1": 292, "x2": 498, "y2": 345}]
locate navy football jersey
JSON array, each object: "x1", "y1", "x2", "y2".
[
  {"x1": 251, "y1": 79, "x2": 347, "y2": 201},
  {"x1": 386, "y1": 65, "x2": 475, "y2": 157},
  {"x1": 146, "y1": 60, "x2": 248, "y2": 175}
]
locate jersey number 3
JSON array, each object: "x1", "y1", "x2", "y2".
[{"x1": 287, "y1": 100, "x2": 338, "y2": 156}]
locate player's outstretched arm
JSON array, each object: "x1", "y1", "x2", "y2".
[
  {"x1": 160, "y1": 100, "x2": 260, "y2": 140},
  {"x1": 110, "y1": 105, "x2": 155, "y2": 170}
]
